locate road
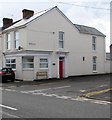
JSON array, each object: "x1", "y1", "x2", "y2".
[{"x1": 1, "y1": 74, "x2": 111, "y2": 119}]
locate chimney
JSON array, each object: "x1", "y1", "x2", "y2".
[
  {"x1": 22, "y1": 9, "x2": 34, "y2": 19},
  {"x1": 2, "y1": 18, "x2": 13, "y2": 29}
]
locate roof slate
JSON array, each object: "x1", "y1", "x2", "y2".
[{"x1": 74, "y1": 24, "x2": 106, "y2": 37}]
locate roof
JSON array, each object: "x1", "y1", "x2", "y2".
[
  {"x1": 2, "y1": 6, "x2": 106, "y2": 37},
  {"x1": 3, "y1": 7, "x2": 54, "y2": 31},
  {"x1": 74, "y1": 24, "x2": 106, "y2": 37}
]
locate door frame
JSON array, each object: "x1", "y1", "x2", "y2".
[
  {"x1": 57, "y1": 55, "x2": 68, "y2": 79},
  {"x1": 59, "y1": 57, "x2": 64, "y2": 79}
]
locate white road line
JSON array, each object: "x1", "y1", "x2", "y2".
[
  {"x1": 0, "y1": 110, "x2": 20, "y2": 118},
  {"x1": 5, "y1": 89, "x2": 16, "y2": 92},
  {"x1": 0, "y1": 104, "x2": 18, "y2": 111},
  {"x1": 21, "y1": 85, "x2": 71, "y2": 93}
]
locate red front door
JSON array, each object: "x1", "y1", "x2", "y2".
[{"x1": 59, "y1": 60, "x2": 63, "y2": 79}]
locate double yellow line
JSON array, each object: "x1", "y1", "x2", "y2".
[{"x1": 83, "y1": 88, "x2": 112, "y2": 97}]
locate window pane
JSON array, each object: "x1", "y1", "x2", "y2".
[
  {"x1": 7, "y1": 33, "x2": 11, "y2": 50},
  {"x1": 92, "y1": 36, "x2": 96, "y2": 50},
  {"x1": 40, "y1": 58, "x2": 48, "y2": 62},
  {"x1": 6, "y1": 64, "x2": 10, "y2": 67},
  {"x1": 23, "y1": 57, "x2": 34, "y2": 62},
  {"x1": 11, "y1": 64, "x2": 16, "y2": 69},
  {"x1": 59, "y1": 32, "x2": 64, "y2": 40},
  {"x1": 40, "y1": 58, "x2": 48, "y2": 68},
  {"x1": 93, "y1": 56, "x2": 97, "y2": 71},
  {"x1": 11, "y1": 59, "x2": 16, "y2": 63},
  {"x1": 6, "y1": 58, "x2": 16, "y2": 69},
  {"x1": 59, "y1": 41, "x2": 63, "y2": 48},
  {"x1": 59, "y1": 31, "x2": 64, "y2": 48},
  {"x1": 92, "y1": 44, "x2": 96, "y2": 50},
  {"x1": 93, "y1": 57, "x2": 96, "y2": 63},
  {"x1": 6, "y1": 59, "x2": 10, "y2": 63},
  {"x1": 93, "y1": 65, "x2": 96, "y2": 71},
  {"x1": 14, "y1": 31, "x2": 19, "y2": 49},
  {"x1": 22, "y1": 57, "x2": 34, "y2": 68},
  {"x1": 92, "y1": 37, "x2": 96, "y2": 43},
  {"x1": 23, "y1": 63, "x2": 34, "y2": 68}
]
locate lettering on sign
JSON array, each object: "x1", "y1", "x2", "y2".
[{"x1": 29, "y1": 43, "x2": 36, "y2": 45}]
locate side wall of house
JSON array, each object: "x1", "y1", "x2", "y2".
[
  {"x1": 25, "y1": 8, "x2": 106, "y2": 78},
  {"x1": 0, "y1": 31, "x2": 2, "y2": 68}
]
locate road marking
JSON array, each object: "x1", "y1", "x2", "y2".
[
  {"x1": 80, "y1": 90, "x2": 86, "y2": 92},
  {"x1": 5, "y1": 89, "x2": 16, "y2": 92},
  {"x1": 0, "y1": 104, "x2": 18, "y2": 111},
  {"x1": 0, "y1": 110, "x2": 20, "y2": 118},
  {"x1": 83, "y1": 88, "x2": 112, "y2": 97},
  {"x1": 21, "y1": 85, "x2": 71, "y2": 93}
]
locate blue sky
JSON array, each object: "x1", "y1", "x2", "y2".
[{"x1": 0, "y1": 0, "x2": 111, "y2": 52}]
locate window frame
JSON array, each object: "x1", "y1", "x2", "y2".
[
  {"x1": 93, "y1": 56, "x2": 97, "y2": 72},
  {"x1": 14, "y1": 31, "x2": 19, "y2": 49},
  {"x1": 6, "y1": 58, "x2": 16, "y2": 69},
  {"x1": 39, "y1": 58, "x2": 48, "y2": 69},
  {"x1": 92, "y1": 36, "x2": 96, "y2": 51},
  {"x1": 59, "y1": 31, "x2": 64, "y2": 49},
  {"x1": 6, "y1": 33, "x2": 11, "y2": 50},
  {"x1": 22, "y1": 56, "x2": 34, "y2": 69}
]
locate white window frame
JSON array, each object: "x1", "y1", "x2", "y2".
[
  {"x1": 14, "y1": 31, "x2": 19, "y2": 49},
  {"x1": 59, "y1": 31, "x2": 64, "y2": 48},
  {"x1": 6, "y1": 58, "x2": 16, "y2": 69},
  {"x1": 92, "y1": 36, "x2": 96, "y2": 50},
  {"x1": 93, "y1": 56, "x2": 97, "y2": 72},
  {"x1": 39, "y1": 58, "x2": 48, "y2": 69},
  {"x1": 22, "y1": 56, "x2": 34, "y2": 69},
  {"x1": 6, "y1": 33, "x2": 11, "y2": 50}
]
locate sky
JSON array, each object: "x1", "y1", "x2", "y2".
[{"x1": 0, "y1": 0, "x2": 111, "y2": 52}]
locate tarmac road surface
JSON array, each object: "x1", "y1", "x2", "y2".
[{"x1": 1, "y1": 74, "x2": 111, "y2": 119}]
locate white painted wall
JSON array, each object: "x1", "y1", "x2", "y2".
[
  {"x1": 0, "y1": 30, "x2": 2, "y2": 68},
  {"x1": 105, "y1": 60, "x2": 110, "y2": 73},
  {"x1": 2, "y1": 8, "x2": 107, "y2": 80},
  {"x1": 25, "y1": 8, "x2": 106, "y2": 78}
]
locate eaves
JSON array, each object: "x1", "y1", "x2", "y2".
[{"x1": 2, "y1": 25, "x2": 26, "y2": 34}]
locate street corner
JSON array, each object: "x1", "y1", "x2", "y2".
[{"x1": 81, "y1": 87, "x2": 112, "y2": 103}]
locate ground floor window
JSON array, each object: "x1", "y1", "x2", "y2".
[
  {"x1": 6, "y1": 58, "x2": 16, "y2": 69},
  {"x1": 40, "y1": 58, "x2": 48, "y2": 68},
  {"x1": 22, "y1": 56, "x2": 34, "y2": 69},
  {"x1": 93, "y1": 56, "x2": 97, "y2": 71}
]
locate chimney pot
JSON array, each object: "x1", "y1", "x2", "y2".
[{"x1": 22, "y1": 9, "x2": 34, "y2": 19}]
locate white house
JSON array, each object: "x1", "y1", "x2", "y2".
[
  {"x1": 1, "y1": 6, "x2": 107, "y2": 81},
  {"x1": 0, "y1": 28, "x2": 2, "y2": 68}
]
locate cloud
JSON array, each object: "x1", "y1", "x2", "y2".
[{"x1": 65, "y1": 0, "x2": 110, "y2": 52}]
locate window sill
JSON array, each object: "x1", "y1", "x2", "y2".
[
  {"x1": 22, "y1": 68, "x2": 34, "y2": 71},
  {"x1": 39, "y1": 68, "x2": 49, "y2": 70},
  {"x1": 93, "y1": 71, "x2": 97, "y2": 73}
]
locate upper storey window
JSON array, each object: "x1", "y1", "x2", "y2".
[
  {"x1": 92, "y1": 36, "x2": 96, "y2": 50},
  {"x1": 59, "y1": 31, "x2": 64, "y2": 48},
  {"x1": 14, "y1": 31, "x2": 19, "y2": 49},
  {"x1": 6, "y1": 33, "x2": 11, "y2": 50}
]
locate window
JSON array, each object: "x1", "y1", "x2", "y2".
[
  {"x1": 40, "y1": 58, "x2": 48, "y2": 68},
  {"x1": 92, "y1": 36, "x2": 96, "y2": 50},
  {"x1": 59, "y1": 31, "x2": 64, "y2": 48},
  {"x1": 6, "y1": 58, "x2": 16, "y2": 69},
  {"x1": 22, "y1": 57, "x2": 34, "y2": 68},
  {"x1": 93, "y1": 56, "x2": 97, "y2": 71},
  {"x1": 6, "y1": 33, "x2": 11, "y2": 50},
  {"x1": 14, "y1": 31, "x2": 19, "y2": 49}
]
